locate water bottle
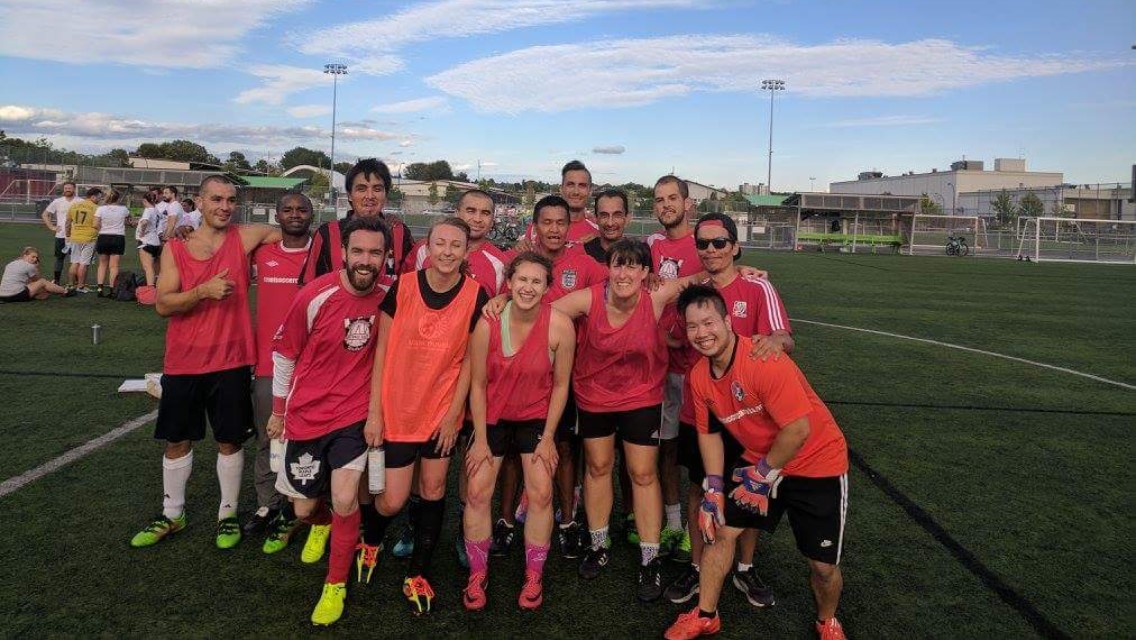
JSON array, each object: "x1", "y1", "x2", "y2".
[
  {"x1": 367, "y1": 447, "x2": 386, "y2": 494},
  {"x1": 91, "y1": 324, "x2": 101, "y2": 345},
  {"x1": 269, "y1": 438, "x2": 285, "y2": 473}
]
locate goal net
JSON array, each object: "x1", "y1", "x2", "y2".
[
  {"x1": 1015, "y1": 217, "x2": 1136, "y2": 264},
  {"x1": 906, "y1": 215, "x2": 987, "y2": 256}
]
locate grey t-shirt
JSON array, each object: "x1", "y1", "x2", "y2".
[{"x1": 0, "y1": 259, "x2": 37, "y2": 296}]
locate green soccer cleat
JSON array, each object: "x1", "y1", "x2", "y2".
[
  {"x1": 262, "y1": 513, "x2": 300, "y2": 554},
  {"x1": 130, "y1": 514, "x2": 186, "y2": 548},
  {"x1": 671, "y1": 529, "x2": 693, "y2": 564},
  {"x1": 661, "y1": 526, "x2": 685, "y2": 558},
  {"x1": 302, "y1": 524, "x2": 332, "y2": 564},
  {"x1": 215, "y1": 517, "x2": 242, "y2": 549},
  {"x1": 311, "y1": 582, "x2": 347, "y2": 626}
]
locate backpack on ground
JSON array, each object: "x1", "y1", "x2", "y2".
[{"x1": 113, "y1": 271, "x2": 142, "y2": 302}]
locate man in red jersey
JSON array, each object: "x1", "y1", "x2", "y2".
[
  {"x1": 582, "y1": 189, "x2": 631, "y2": 264},
  {"x1": 129, "y1": 176, "x2": 281, "y2": 550},
  {"x1": 665, "y1": 213, "x2": 791, "y2": 607},
  {"x1": 267, "y1": 215, "x2": 393, "y2": 626},
  {"x1": 244, "y1": 193, "x2": 314, "y2": 548},
  {"x1": 300, "y1": 158, "x2": 414, "y2": 284},
  {"x1": 402, "y1": 189, "x2": 508, "y2": 296},
  {"x1": 645, "y1": 175, "x2": 703, "y2": 561},
  {"x1": 522, "y1": 160, "x2": 599, "y2": 245},
  {"x1": 665, "y1": 285, "x2": 848, "y2": 640}
]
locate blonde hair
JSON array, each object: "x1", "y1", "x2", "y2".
[{"x1": 21, "y1": 246, "x2": 39, "y2": 257}]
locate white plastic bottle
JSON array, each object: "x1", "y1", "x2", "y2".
[{"x1": 368, "y1": 446, "x2": 386, "y2": 494}]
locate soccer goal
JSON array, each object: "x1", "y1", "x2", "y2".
[
  {"x1": 906, "y1": 215, "x2": 987, "y2": 256},
  {"x1": 1015, "y1": 217, "x2": 1136, "y2": 264}
]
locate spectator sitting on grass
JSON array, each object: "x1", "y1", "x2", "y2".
[{"x1": 0, "y1": 247, "x2": 74, "y2": 303}]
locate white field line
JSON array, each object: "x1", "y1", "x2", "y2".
[
  {"x1": 793, "y1": 319, "x2": 1136, "y2": 391},
  {"x1": 0, "y1": 409, "x2": 159, "y2": 499}
]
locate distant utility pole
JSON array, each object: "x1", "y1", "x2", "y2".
[
  {"x1": 324, "y1": 62, "x2": 347, "y2": 215},
  {"x1": 762, "y1": 79, "x2": 786, "y2": 193}
]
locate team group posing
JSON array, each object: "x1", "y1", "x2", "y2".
[{"x1": 129, "y1": 158, "x2": 850, "y2": 640}]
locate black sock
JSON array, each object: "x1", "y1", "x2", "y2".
[
  {"x1": 53, "y1": 270, "x2": 61, "y2": 284},
  {"x1": 408, "y1": 497, "x2": 445, "y2": 578},
  {"x1": 361, "y1": 502, "x2": 393, "y2": 545},
  {"x1": 406, "y1": 493, "x2": 422, "y2": 528},
  {"x1": 281, "y1": 502, "x2": 295, "y2": 521},
  {"x1": 699, "y1": 609, "x2": 717, "y2": 619}
]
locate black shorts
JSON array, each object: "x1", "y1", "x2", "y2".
[
  {"x1": 577, "y1": 404, "x2": 662, "y2": 447},
  {"x1": 385, "y1": 434, "x2": 452, "y2": 469},
  {"x1": 276, "y1": 422, "x2": 368, "y2": 499},
  {"x1": 140, "y1": 244, "x2": 161, "y2": 259},
  {"x1": 726, "y1": 473, "x2": 849, "y2": 565},
  {"x1": 678, "y1": 422, "x2": 745, "y2": 485},
  {"x1": 96, "y1": 234, "x2": 125, "y2": 256},
  {"x1": 54, "y1": 237, "x2": 67, "y2": 259},
  {"x1": 154, "y1": 366, "x2": 254, "y2": 445},
  {"x1": 555, "y1": 385, "x2": 579, "y2": 444},
  {"x1": 487, "y1": 419, "x2": 545, "y2": 456},
  {"x1": 0, "y1": 287, "x2": 31, "y2": 303}
]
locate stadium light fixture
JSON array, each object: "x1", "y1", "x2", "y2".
[
  {"x1": 324, "y1": 63, "x2": 348, "y2": 215},
  {"x1": 761, "y1": 79, "x2": 786, "y2": 193}
]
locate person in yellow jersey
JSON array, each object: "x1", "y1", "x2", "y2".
[{"x1": 65, "y1": 187, "x2": 103, "y2": 293}]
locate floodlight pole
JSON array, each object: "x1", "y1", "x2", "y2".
[
  {"x1": 324, "y1": 63, "x2": 348, "y2": 216},
  {"x1": 761, "y1": 79, "x2": 785, "y2": 193}
]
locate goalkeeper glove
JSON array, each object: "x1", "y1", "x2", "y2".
[
  {"x1": 729, "y1": 458, "x2": 781, "y2": 516},
  {"x1": 699, "y1": 475, "x2": 726, "y2": 544}
]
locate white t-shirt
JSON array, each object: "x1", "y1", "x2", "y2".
[
  {"x1": 45, "y1": 196, "x2": 80, "y2": 239},
  {"x1": 139, "y1": 208, "x2": 162, "y2": 246},
  {"x1": 164, "y1": 201, "x2": 186, "y2": 236},
  {"x1": 95, "y1": 205, "x2": 130, "y2": 236},
  {"x1": 0, "y1": 259, "x2": 37, "y2": 297},
  {"x1": 181, "y1": 209, "x2": 203, "y2": 230}
]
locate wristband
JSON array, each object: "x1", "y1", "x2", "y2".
[
  {"x1": 702, "y1": 474, "x2": 724, "y2": 492},
  {"x1": 271, "y1": 396, "x2": 287, "y2": 416}
]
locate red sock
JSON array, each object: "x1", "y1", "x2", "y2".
[{"x1": 326, "y1": 509, "x2": 361, "y2": 585}]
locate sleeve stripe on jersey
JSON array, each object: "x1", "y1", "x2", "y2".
[
  {"x1": 414, "y1": 243, "x2": 429, "y2": 270},
  {"x1": 305, "y1": 285, "x2": 339, "y2": 333},
  {"x1": 749, "y1": 276, "x2": 789, "y2": 333},
  {"x1": 484, "y1": 250, "x2": 506, "y2": 295}
]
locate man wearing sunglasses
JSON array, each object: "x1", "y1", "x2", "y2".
[{"x1": 0, "y1": 246, "x2": 74, "y2": 302}]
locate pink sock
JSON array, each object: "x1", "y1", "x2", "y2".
[
  {"x1": 326, "y1": 509, "x2": 361, "y2": 584},
  {"x1": 525, "y1": 542, "x2": 550, "y2": 577},
  {"x1": 465, "y1": 537, "x2": 491, "y2": 574}
]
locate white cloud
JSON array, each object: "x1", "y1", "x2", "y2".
[
  {"x1": 593, "y1": 145, "x2": 626, "y2": 154},
  {"x1": 399, "y1": 140, "x2": 414, "y2": 148},
  {"x1": 287, "y1": 104, "x2": 333, "y2": 118},
  {"x1": 820, "y1": 115, "x2": 943, "y2": 128},
  {"x1": 0, "y1": 0, "x2": 310, "y2": 68},
  {"x1": 426, "y1": 35, "x2": 1126, "y2": 113},
  {"x1": 235, "y1": 65, "x2": 335, "y2": 105},
  {"x1": 371, "y1": 97, "x2": 449, "y2": 114}
]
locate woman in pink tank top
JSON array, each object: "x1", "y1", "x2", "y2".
[
  {"x1": 551, "y1": 239, "x2": 709, "y2": 601},
  {"x1": 462, "y1": 251, "x2": 576, "y2": 611}
]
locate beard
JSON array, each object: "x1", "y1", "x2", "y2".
[{"x1": 347, "y1": 265, "x2": 378, "y2": 292}]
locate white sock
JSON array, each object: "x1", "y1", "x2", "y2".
[
  {"x1": 641, "y1": 542, "x2": 661, "y2": 566},
  {"x1": 737, "y1": 562, "x2": 753, "y2": 573},
  {"x1": 162, "y1": 451, "x2": 194, "y2": 520},
  {"x1": 665, "y1": 503, "x2": 682, "y2": 530},
  {"x1": 216, "y1": 450, "x2": 244, "y2": 520}
]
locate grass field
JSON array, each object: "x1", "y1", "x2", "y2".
[{"x1": 1, "y1": 221, "x2": 1133, "y2": 638}]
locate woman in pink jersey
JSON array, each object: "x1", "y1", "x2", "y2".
[
  {"x1": 551, "y1": 238, "x2": 708, "y2": 603},
  {"x1": 462, "y1": 252, "x2": 576, "y2": 612}
]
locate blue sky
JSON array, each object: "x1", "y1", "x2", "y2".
[{"x1": 0, "y1": 0, "x2": 1132, "y2": 190}]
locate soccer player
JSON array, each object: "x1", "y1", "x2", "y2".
[
  {"x1": 665, "y1": 285, "x2": 848, "y2": 640},
  {"x1": 40, "y1": 180, "x2": 80, "y2": 284},
  {"x1": 583, "y1": 189, "x2": 631, "y2": 264},
  {"x1": 129, "y1": 175, "x2": 281, "y2": 550},
  {"x1": 550, "y1": 239, "x2": 708, "y2": 602},
  {"x1": 0, "y1": 246, "x2": 73, "y2": 302},
  {"x1": 266, "y1": 215, "x2": 393, "y2": 626},
  {"x1": 462, "y1": 252, "x2": 576, "y2": 611},
  {"x1": 160, "y1": 186, "x2": 187, "y2": 241},
  {"x1": 93, "y1": 189, "x2": 134, "y2": 297},
  {"x1": 523, "y1": 160, "x2": 599, "y2": 245},
  {"x1": 363, "y1": 217, "x2": 489, "y2": 614},
  {"x1": 646, "y1": 175, "x2": 703, "y2": 561},
  {"x1": 665, "y1": 213, "x2": 791, "y2": 607},
  {"x1": 65, "y1": 187, "x2": 102, "y2": 292},
  {"x1": 300, "y1": 158, "x2": 414, "y2": 284},
  {"x1": 135, "y1": 192, "x2": 163, "y2": 286},
  {"x1": 245, "y1": 193, "x2": 314, "y2": 551}
]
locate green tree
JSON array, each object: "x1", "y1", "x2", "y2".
[
  {"x1": 103, "y1": 148, "x2": 130, "y2": 167},
  {"x1": 253, "y1": 158, "x2": 280, "y2": 176},
  {"x1": 427, "y1": 182, "x2": 440, "y2": 206},
  {"x1": 444, "y1": 184, "x2": 462, "y2": 205},
  {"x1": 334, "y1": 161, "x2": 353, "y2": 175},
  {"x1": 280, "y1": 146, "x2": 331, "y2": 170},
  {"x1": 919, "y1": 193, "x2": 943, "y2": 215},
  {"x1": 405, "y1": 160, "x2": 455, "y2": 181},
  {"x1": 224, "y1": 151, "x2": 251, "y2": 173},
  {"x1": 387, "y1": 187, "x2": 404, "y2": 206},
  {"x1": 135, "y1": 140, "x2": 219, "y2": 164},
  {"x1": 991, "y1": 190, "x2": 1017, "y2": 228},
  {"x1": 1019, "y1": 193, "x2": 1045, "y2": 218},
  {"x1": 307, "y1": 171, "x2": 329, "y2": 200}
]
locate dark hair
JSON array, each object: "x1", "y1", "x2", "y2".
[
  {"x1": 594, "y1": 189, "x2": 628, "y2": 214},
  {"x1": 85, "y1": 187, "x2": 103, "y2": 198},
  {"x1": 457, "y1": 189, "x2": 494, "y2": 210},
  {"x1": 677, "y1": 284, "x2": 728, "y2": 319},
  {"x1": 277, "y1": 192, "x2": 313, "y2": 212},
  {"x1": 102, "y1": 190, "x2": 122, "y2": 205},
  {"x1": 181, "y1": 198, "x2": 195, "y2": 211},
  {"x1": 345, "y1": 158, "x2": 391, "y2": 193},
  {"x1": 199, "y1": 175, "x2": 232, "y2": 192},
  {"x1": 533, "y1": 195, "x2": 570, "y2": 223},
  {"x1": 506, "y1": 251, "x2": 553, "y2": 284},
  {"x1": 62, "y1": 181, "x2": 76, "y2": 189},
  {"x1": 561, "y1": 159, "x2": 591, "y2": 185},
  {"x1": 341, "y1": 213, "x2": 392, "y2": 253},
  {"x1": 428, "y1": 216, "x2": 471, "y2": 243},
  {"x1": 164, "y1": 185, "x2": 180, "y2": 196},
  {"x1": 142, "y1": 192, "x2": 159, "y2": 206},
  {"x1": 654, "y1": 174, "x2": 689, "y2": 199},
  {"x1": 606, "y1": 238, "x2": 652, "y2": 272}
]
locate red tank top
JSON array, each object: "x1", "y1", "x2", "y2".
[
  {"x1": 381, "y1": 275, "x2": 480, "y2": 442},
  {"x1": 163, "y1": 227, "x2": 254, "y2": 375},
  {"x1": 573, "y1": 283, "x2": 667, "y2": 413},
  {"x1": 487, "y1": 303, "x2": 553, "y2": 424}
]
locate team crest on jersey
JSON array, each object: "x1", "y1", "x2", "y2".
[
  {"x1": 731, "y1": 381, "x2": 745, "y2": 401},
  {"x1": 343, "y1": 315, "x2": 376, "y2": 351},
  {"x1": 561, "y1": 269, "x2": 577, "y2": 289},
  {"x1": 290, "y1": 453, "x2": 321, "y2": 485},
  {"x1": 658, "y1": 257, "x2": 682, "y2": 280},
  {"x1": 266, "y1": 260, "x2": 279, "y2": 268},
  {"x1": 732, "y1": 301, "x2": 748, "y2": 318}
]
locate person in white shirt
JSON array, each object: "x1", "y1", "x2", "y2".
[
  {"x1": 94, "y1": 189, "x2": 136, "y2": 297},
  {"x1": 160, "y1": 186, "x2": 186, "y2": 240},
  {"x1": 39, "y1": 181, "x2": 80, "y2": 284},
  {"x1": 179, "y1": 198, "x2": 203, "y2": 233},
  {"x1": 0, "y1": 247, "x2": 73, "y2": 303},
  {"x1": 135, "y1": 191, "x2": 163, "y2": 286}
]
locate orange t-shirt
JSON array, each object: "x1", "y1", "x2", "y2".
[
  {"x1": 380, "y1": 274, "x2": 480, "y2": 443},
  {"x1": 689, "y1": 335, "x2": 848, "y2": 477}
]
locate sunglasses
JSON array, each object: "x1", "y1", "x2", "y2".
[{"x1": 695, "y1": 237, "x2": 732, "y2": 250}]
